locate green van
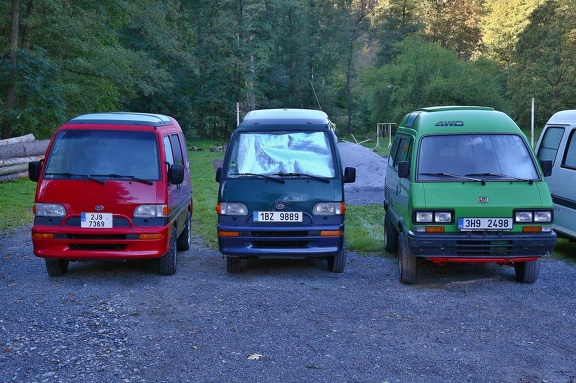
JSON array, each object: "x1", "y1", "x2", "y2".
[
  {"x1": 215, "y1": 108, "x2": 356, "y2": 273},
  {"x1": 384, "y1": 106, "x2": 556, "y2": 284}
]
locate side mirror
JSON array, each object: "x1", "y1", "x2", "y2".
[
  {"x1": 343, "y1": 167, "x2": 356, "y2": 183},
  {"x1": 215, "y1": 167, "x2": 222, "y2": 183},
  {"x1": 28, "y1": 161, "x2": 42, "y2": 182},
  {"x1": 398, "y1": 161, "x2": 410, "y2": 179},
  {"x1": 540, "y1": 159, "x2": 552, "y2": 177},
  {"x1": 169, "y1": 164, "x2": 185, "y2": 184}
]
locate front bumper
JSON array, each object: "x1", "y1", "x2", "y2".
[
  {"x1": 31, "y1": 224, "x2": 171, "y2": 260},
  {"x1": 404, "y1": 229, "x2": 557, "y2": 262},
  {"x1": 217, "y1": 223, "x2": 344, "y2": 257}
]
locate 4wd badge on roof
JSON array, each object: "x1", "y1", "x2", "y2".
[{"x1": 435, "y1": 121, "x2": 464, "y2": 126}]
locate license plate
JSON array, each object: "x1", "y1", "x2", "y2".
[
  {"x1": 458, "y1": 217, "x2": 513, "y2": 231},
  {"x1": 81, "y1": 212, "x2": 113, "y2": 228},
  {"x1": 253, "y1": 211, "x2": 303, "y2": 223}
]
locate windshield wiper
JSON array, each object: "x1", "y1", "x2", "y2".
[
  {"x1": 465, "y1": 172, "x2": 534, "y2": 184},
  {"x1": 92, "y1": 173, "x2": 153, "y2": 185},
  {"x1": 420, "y1": 172, "x2": 482, "y2": 182},
  {"x1": 44, "y1": 172, "x2": 106, "y2": 184},
  {"x1": 276, "y1": 171, "x2": 330, "y2": 183},
  {"x1": 230, "y1": 172, "x2": 285, "y2": 183}
]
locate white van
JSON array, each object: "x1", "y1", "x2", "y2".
[{"x1": 535, "y1": 110, "x2": 576, "y2": 240}]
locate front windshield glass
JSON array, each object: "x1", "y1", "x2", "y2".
[
  {"x1": 417, "y1": 134, "x2": 539, "y2": 181},
  {"x1": 227, "y1": 131, "x2": 335, "y2": 177},
  {"x1": 44, "y1": 130, "x2": 160, "y2": 180}
]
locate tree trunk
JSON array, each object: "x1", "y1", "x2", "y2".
[
  {"x1": 0, "y1": 140, "x2": 50, "y2": 160},
  {"x1": 1, "y1": 0, "x2": 21, "y2": 139},
  {"x1": 0, "y1": 133, "x2": 35, "y2": 146}
]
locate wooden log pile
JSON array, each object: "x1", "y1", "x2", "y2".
[{"x1": 0, "y1": 134, "x2": 50, "y2": 182}]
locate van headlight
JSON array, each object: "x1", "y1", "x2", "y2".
[
  {"x1": 414, "y1": 210, "x2": 453, "y2": 223},
  {"x1": 217, "y1": 203, "x2": 248, "y2": 216},
  {"x1": 134, "y1": 204, "x2": 168, "y2": 217},
  {"x1": 515, "y1": 210, "x2": 552, "y2": 223},
  {"x1": 313, "y1": 202, "x2": 346, "y2": 215},
  {"x1": 34, "y1": 203, "x2": 66, "y2": 217}
]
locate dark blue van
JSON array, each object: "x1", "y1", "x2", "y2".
[{"x1": 215, "y1": 109, "x2": 356, "y2": 273}]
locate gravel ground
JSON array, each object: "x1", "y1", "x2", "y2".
[{"x1": 1, "y1": 143, "x2": 575, "y2": 383}]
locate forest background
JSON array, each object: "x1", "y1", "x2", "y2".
[{"x1": 1, "y1": 0, "x2": 575, "y2": 140}]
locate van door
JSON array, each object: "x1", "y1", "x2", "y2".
[
  {"x1": 554, "y1": 129, "x2": 576, "y2": 237},
  {"x1": 386, "y1": 135, "x2": 412, "y2": 224}
]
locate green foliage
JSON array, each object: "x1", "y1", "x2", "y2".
[
  {"x1": 507, "y1": 0, "x2": 576, "y2": 129},
  {"x1": 361, "y1": 35, "x2": 509, "y2": 126},
  {"x1": 2, "y1": 0, "x2": 576, "y2": 140}
]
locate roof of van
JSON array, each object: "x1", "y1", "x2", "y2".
[
  {"x1": 240, "y1": 109, "x2": 330, "y2": 126},
  {"x1": 546, "y1": 110, "x2": 576, "y2": 125},
  {"x1": 399, "y1": 106, "x2": 520, "y2": 135},
  {"x1": 67, "y1": 112, "x2": 173, "y2": 127}
]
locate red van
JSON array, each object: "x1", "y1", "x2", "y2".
[{"x1": 28, "y1": 112, "x2": 193, "y2": 276}]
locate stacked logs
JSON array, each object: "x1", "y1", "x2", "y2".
[{"x1": 0, "y1": 134, "x2": 50, "y2": 182}]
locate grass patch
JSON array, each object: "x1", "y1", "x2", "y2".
[
  {"x1": 0, "y1": 178, "x2": 36, "y2": 231},
  {"x1": 188, "y1": 144, "x2": 224, "y2": 249},
  {"x1": 345, "y1": 205, "x2": 384, "y2": 253}
]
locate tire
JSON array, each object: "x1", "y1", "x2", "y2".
[
  {"x1": 227, "y1": 256, "x2": 241, "y2": 273},
  {"x1": 398, "y1": 233, "x2": 417, "y2": 284},
  {"x1": 514, "y1": 259, "x2": 540, "y2": 283},
  {"x1": 158, "y1": 226, "x2": 177, "y2": 275},
  {"x1": 328, "y1": 237, "x2": 347, "y2": 273},
  {"x1": 384, "y1": 212, "x2": 399, "y2": 254},
  {"x1": 177, "y1": 210, "x2": 191, "y2": 251},
  {"x1": 45, "y1": 259, "x2": 69, "y2": 277}
]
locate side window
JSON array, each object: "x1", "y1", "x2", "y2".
[
  {"x1": 391, "y1": 136, "x2": 411, "y2": 170},
  {"x1": 163, "y1": 136, "x2": 175, "y2": 165},
  {"x1": 388, "y1": 138, "x2": 400, "y2": 167},
  {"x1": 170, "y1": 134, "x2": 184, "y2": 165},
  {"x1": 562, "y1": 130, "x2": 576, "y2": 170},
  {"x1": 537, "y1": 127, "x2": 565, "y2": 165}
]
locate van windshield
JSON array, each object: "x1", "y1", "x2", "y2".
[
  {"x1": 417, "y1": 134, "x2": 539, "y2": 182},
  {"x1": 227, "y1": 131, "x2": 335, "y2": 178},
  {"x1": 43, "y1": 130, "x2": 160, "y2": 181}
]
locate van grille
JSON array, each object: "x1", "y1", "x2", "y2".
[
  {"x1": 251, "y1": 231, "x2": 308, "y2": 237},
  {"x1": 252, "y1": 240, "x2": 309, "y2": 249},
  {"x1": 456, "y1": 240, "x2": 513, "y2": 255},
  {"x1": 68, "y1": 243, "x2": 127, "y2": 250},
  {"x1": 67, "y1": 234, "x2": 127, "y2": 240}
]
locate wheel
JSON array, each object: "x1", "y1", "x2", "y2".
[
  {"x1": 384, "y1": 212, "x2": 399, "y2": 253},
  {"x1": 177, "y1": 210, "x2": 191, "y2": 251},
  {"x1": 45, "y1": 259, "x2": 69, "y2": 276},
  {"x1": 398, "y1": 233, "x2": 417, "y2": 284},
  {"x1": 514, "y1": 259, "x2": 540, "y2": 283},
  {"x1": 158, "y1": 226, "x2": 177, "y2": 275},
  {"x1": 328, "y1": 237, "x2": 347, "y2": 273},
  {"x1": 227, "y1": 256, "x2": 241, "y2": 273}
]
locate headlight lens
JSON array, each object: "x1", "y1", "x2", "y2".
[
  {"x1": 415, "y1": 211, "x2": 452, "y2": 223},
  {"x1": 534, "y1": 211, "x2": 552, "y2": 223},
  {"x1": 218, "y1": 203, "x2": 248, "y2": 216},
  {"x1": 34, "y1": 203, "x2": 66, "y2": 217},
  {"x1": 313, "y1": 202, "x2": 344, "y2": 215},
  {"x1": 515, "y1": 210, "x2": 552, "y2": 223},
  {"x1": 134, "y1": 204, "x2": 168, "y2": 217}
]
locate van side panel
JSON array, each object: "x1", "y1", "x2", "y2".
[{"x1": 536, "y1": 116, "x2": 576, "y2": 240}]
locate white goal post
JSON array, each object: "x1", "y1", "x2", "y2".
[{"x1": 375, "y1": 123, "x2": 396, "y2": 149}]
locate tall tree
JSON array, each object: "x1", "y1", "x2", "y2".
[
  {"x1": 419, "y1": 0, "x2": 486, "y2": 60},
  {"x1": 1, "y1": 0, "x2": 21, "y2": 139},
  {"x1": 508, "y1": 0, "x2": 576, "y2": 128},
  {"x1": 480, "y1": 0, "x2": 545, "y2": 67}
]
